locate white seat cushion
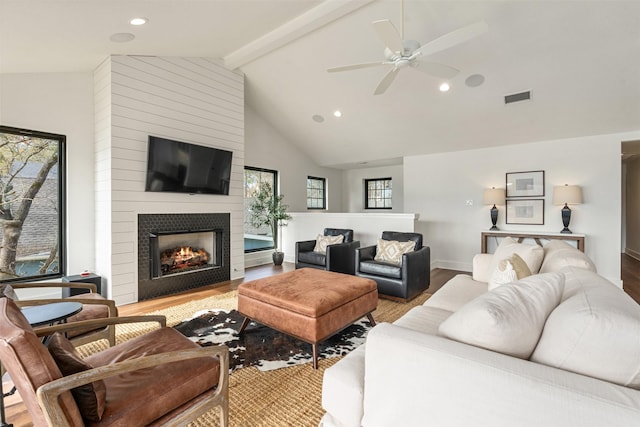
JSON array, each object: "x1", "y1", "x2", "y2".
[
  {"x1": 531, "y1": 267, "x2": 640, "y2": 389},
  {"x1": 438, "y1": 272, "x2": 565, "y2": 359}
]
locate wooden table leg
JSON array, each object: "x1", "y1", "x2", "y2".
[
  {"x1": 312, "y1": 344, "x2": 318, "y2": 370},
  {"x1": 367, "y1": 313, "x2": 376, "y2": 326},
  {"x1": 238, "y1": 317, "x2": 250, "y2": 334}
]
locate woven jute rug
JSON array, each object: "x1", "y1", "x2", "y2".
[{"x1": 77, "y1": 290, "x2": 431, "y2": 427}]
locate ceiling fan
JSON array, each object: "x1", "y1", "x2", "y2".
[{"x1": 327, "y1": 3, "x2": 488, "y2": 95}]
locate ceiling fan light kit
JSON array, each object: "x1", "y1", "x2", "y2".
[{"x1": 327, "y1": 2, "x2": 487, "y2": 95}]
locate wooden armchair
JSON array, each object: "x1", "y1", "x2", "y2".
[
  {"x1": 8, "y1": 282, "x2": 118, "y2": 346},
  {"x1": 0, "y1": 298, "x2": 229, "y2": 427}
]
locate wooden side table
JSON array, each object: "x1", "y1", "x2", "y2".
[{"x1": 481, "y1": 231, "x2": 585, "y2": 254}]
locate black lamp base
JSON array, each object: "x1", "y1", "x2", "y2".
[
  {"x1": 560, "y1": 204, "x2": 573, "y2": 234},
  {"x1": 489, "y1": 205, "x2": 499, "y2": 230}
]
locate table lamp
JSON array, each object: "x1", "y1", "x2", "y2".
[
  {"x1": 552, "y1": 184, "x2": 582, "y2": 234},
  {"x1": 483, "y1": 187, "x2": 505, "y2": 230}
]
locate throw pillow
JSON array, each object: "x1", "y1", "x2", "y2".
[
  {"x1": 488, "y1": 253, "x2": 532, "y2": 290},
  {"x1": 313, "y1": 234, "x2": 344, "y2": 253},
  {"x1": 438, "y1": 272, "x2": 565, "y2": 359},
  {"x1": 538, "y1": 240, "x2": 597, "y2": 274},
  {"x1": 531, "y1": 267, "x2": 640, "y2": 389},
  {"x1": 48, "y1": 333, "x2": 106, "y2": 421},
  {"x1": 488, "y1": 237, "x2": 544, "y2": 277},
  {"x1": 374, "y1": 239, "x2": 416, "y2": 265}
]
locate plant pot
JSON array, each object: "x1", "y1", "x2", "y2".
[{"x1": 272, "y1": 251, "x2": 284, "y2": 266}]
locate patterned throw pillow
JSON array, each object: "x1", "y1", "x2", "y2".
[
  {"x1": 374, "y1": 239, "x2": 416, "y2": 265},
  {"x1": 313, "y1": 234, "x2": 344, "y2": 253}
]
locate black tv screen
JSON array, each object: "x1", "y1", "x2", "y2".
[{"x1": 145, "y1": 136, "x2": 233, "y2": 195}]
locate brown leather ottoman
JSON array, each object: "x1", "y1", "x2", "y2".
[{"x1": 237, "y1": 268, "x2": 378, "y2": 369}]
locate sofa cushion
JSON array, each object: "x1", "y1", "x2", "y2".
[
  {"x1": 314, "y1": 234, "x2": 344, "y2": 253},
  {"x1": 438, "y1": 272, "x2": 565, "y2": 359},
  {"x1": 488, "y1": 253, "x2": 532, "y2": 290},
  {"x1": 424, "y1": 274, "x2": 488, "y2": 313},
  {"x1": 298, "y1": 250, "x2": 326, "y2": 266},
  {"x1": 374, "y1": 239, "x2": 415, "y2": 266},
  {"x1": 359, "y1": 260, "x2": 402, "y2": 279},
  {"x1": 48, "y1": 333, "x2": 107, "y2": 421},
  {"x1": 538, "y1": 240, "x2": 596, "y2": 274},
  {"x1": 489, "y1": 237, "x2": 544, "y2": 275},
  {"x1": 531, "y1": 267, "x2": 640, "y2": 389}
]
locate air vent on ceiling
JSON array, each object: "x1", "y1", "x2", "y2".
[{"x1": 504, "y1": 90, "x2": 531, "y2": 104}]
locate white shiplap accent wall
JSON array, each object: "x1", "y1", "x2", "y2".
[{"x1": 95, "y1": 56, "x2": 245, "y2": 305}]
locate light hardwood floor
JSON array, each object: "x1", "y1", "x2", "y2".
[{"x1": 4, "y1": 259, "x2": 639, "y2": 427}]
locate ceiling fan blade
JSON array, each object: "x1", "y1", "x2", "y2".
[
  {"x1": 327, "y1": 61, "x2": 387, "y2": 73},
  {"x1": 416, "y1": 21, "x2": 488, "y2": 57},
  {"x1": 373, "y1": 19, "x2": 404, "y2": 54},
  {"x1": 374, "y1": 67, "x2": 400, "y2": 95},
  {"x1": 411, "y1": 61, "x2": 459, "y2": 79}
]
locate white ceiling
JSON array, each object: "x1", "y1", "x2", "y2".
[{"x1": 2, "y1": 0, "x2": 639, "y2": 169}]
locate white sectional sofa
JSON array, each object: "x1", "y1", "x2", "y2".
[{"x1": 321, "y1": 239, "x2": 640, "y2": 427}]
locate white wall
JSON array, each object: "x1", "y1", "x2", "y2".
[
  {"x1": 342, "y1": 164, "x2": 404, "y2": 213},
  {"x1": 0, "y1": 72, "x2": 95, "y2": 280},
  {"x1": 94, "y1": 56, "x2": 245, "y2": 304},
  {"x1": 404, "y1": 131, "x2": 640, "y2": 285},
  {"x1": 244, "y1": 105, "x2": 344, "y2": 211}
]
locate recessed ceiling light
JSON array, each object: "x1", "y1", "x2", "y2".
[
  {"x1": 312, "y1": 114, "x2": 324, "y2": 123},
  {"x1": 333, "y1": 110, "x2": 342, "y2": 118},
  {"x1": 130, "y1": 17, "x2": 148, "y2": 26},
  {"x1": 109, "y1": 33, "x2": 135, "y2": 43},
  {"x1": 439, "y1": 83, "x2": 450, "y2": 92}
]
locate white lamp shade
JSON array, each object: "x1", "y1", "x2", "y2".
[
  {"x1": 552, "y1": 185, "x2": 583, "y2": 205},
  {"x1": 483, "y1": 187, "x2": 505, "y2": 205}
]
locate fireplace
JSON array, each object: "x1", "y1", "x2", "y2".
[
  {"x1": 138, "y1": 214, "x2": 230, "y2": 301},
  {"x1": 149, "y1": 230, "x2": 222, "y2": 279}
]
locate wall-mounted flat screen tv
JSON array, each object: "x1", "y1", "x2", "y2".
[{"x1": 145, "y1": 136, "x2": 233, "y2": 195}]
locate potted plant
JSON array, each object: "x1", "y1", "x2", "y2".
[{"x1": 248, "y1": 182, "x2": 292, "y2": 265}]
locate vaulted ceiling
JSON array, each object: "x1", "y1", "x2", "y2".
[{"x1": 2, "y1": 0, "x2": 639, "y2": 168}]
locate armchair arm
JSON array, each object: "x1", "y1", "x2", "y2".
[
  {"x1": 15, "y1": 297, "x2": 118, "y2": 316},
  {"x1": 355, "y1": 245, "x2": 376, "y2": 275},
  {"x1": 37, "y1": 345, "x2": 230, "y2": 427},
  {"x1": 472, "y1": 253, "x2": 494, "y2": 282},
  {"x1": 402, "y1": 246, "x2": 431, "y2": 296},
  {"x1": 295, "y1": 240, "x2": 317, "y2": 266},
  {"x1": 11, "y1": 281, "x2": 98, "y2": 293},
  {"x1": 326, "y1": 241, "x2": 360, "y2": 275},
  {"x1": 34, "y1": 315, "x2": 167, "y2": 338}
]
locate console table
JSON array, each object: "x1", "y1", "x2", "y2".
[{"x1": 481, "y1": 231, "x2": 585, "y2": 254}]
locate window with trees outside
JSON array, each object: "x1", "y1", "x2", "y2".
[
  {"x1": 365, "y1": 177, "x2": 392, "y2": 209},
  {"x1": 306, "y1": 176, "x2": 326, "y2": 210},
  {"x1": 0, "y1": 126, "x2": 66, "y2": 282},
  {"x1": 244, "y1": 167, "x2": 277, "y2": 253}
]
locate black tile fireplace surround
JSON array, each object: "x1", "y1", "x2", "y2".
[{"x1": 138, "y1": 213, "x2": 231, "y2": 301}]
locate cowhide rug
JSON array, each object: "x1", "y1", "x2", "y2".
[{"x1": 173, "y1": 309, "x2": 372, "y2": 371}]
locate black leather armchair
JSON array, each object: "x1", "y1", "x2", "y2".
[
  {"x1": 295, "y1": 228, "x2": 360, "y2": 275},
  {"x1": 355, "y1": 231, "x2": 430, "y2": 301}
]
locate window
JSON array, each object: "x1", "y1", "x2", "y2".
[
  {"x1": 365, "y1": 178, "x2": 392, "y2": 209},
  {"x1": 0, "y1": 126, "x2": 66, "y2": 282},
  {"x1": 244, "y1": 167, "x2": 277, "y2": 252},
  {"x1": 306, "y1": 176, "x2": 326, "y2": 210}
]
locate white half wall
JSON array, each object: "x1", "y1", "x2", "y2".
[
  {"x1": 0, "y1": 72, "x2": 95, "y2": 282},
  {"x1": 404, "y1": 131, "x2": 640, "y2": 285},
  {"x1": 281, "y1": 212, "x2": 418, "y2": 263}
]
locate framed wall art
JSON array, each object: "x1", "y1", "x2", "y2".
[
  {"x1": 506, "y1": 170, "x2": 545, "y2": 198},
  {"x1": 506, "y1": 199, "x2": 545, "y2": 225}
]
